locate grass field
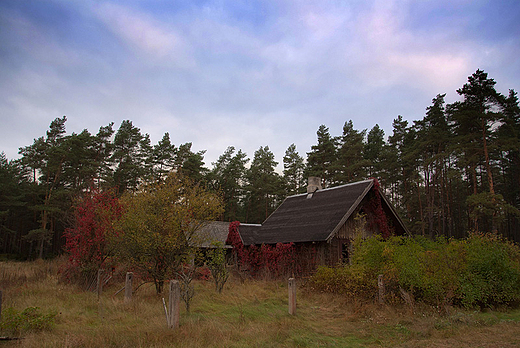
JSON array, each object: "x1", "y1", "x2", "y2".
[{"x1": 1, "y1": 259, "x2": 520, "y2": 347}]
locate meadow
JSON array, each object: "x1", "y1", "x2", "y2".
[{"x1": 1, "y1": 259, "x2": 520, "y2": 347}]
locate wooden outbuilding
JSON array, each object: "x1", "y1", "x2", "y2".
[{"x1": 235, "y1": 178, "x2": 408, "y2": 266}]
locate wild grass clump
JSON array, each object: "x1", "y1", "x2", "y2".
[
  {"x1": 308, "y1": 233, "x2": 520, "y2": 309},
  {"x1": 0, "y1": 259, "x2": 58, "y2": 289},
  {"x1": 307, "y1": 265, "x2": 373, "y2": 298},
  {"x1": 0, "y1": 306, "x2": 57, "y2": 337}
]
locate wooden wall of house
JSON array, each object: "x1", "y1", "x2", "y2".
[
  {"x1": 328, "y1": 200, "x2": 387, "y2": 265},
  {"x1": 335, "y1": 209, "x2": 376, "y2": 240},
  {"x1": 294, "y1": 241, "x2": 339, "y2": 268}
]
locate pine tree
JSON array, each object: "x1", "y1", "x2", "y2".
[
  {"x1": 449, "y1": 70, "x2": 503, "y2": 231},
  {"x1": 176, "y1": 143, "x2": 207, "y2": 183},
  {"x1": 414, "y1": 95, "x2": 453, "y2": 237},
  {"x1": 364, "y1": 124, "x2": 385, "y2": 179},
  {"x1": 209, "y1": 147, "x2": 249, "y2": 221},
  {"x1": 283, "y1": 144, "x2": 306, "y2": 195},
  {"x1": 93, "y1": 123, "x2": 115, "y2": 187},
  {"x1": 0, "y1": 153, "x2": 34, "y2": 255},
  {"x1": 496, "y1": 89, "x2": 520, "y2": 239},
  {"x1": 111, "y1": 120, "x2": 151, "y2": 193},
  {"x1": 19, "y1": 116, "x2": 68, "y2": 258},
  {"x1": 306, "y1": 125, "x2": 337, "y2": 187},
  {"x1": 335, "y1": 120, "x2": 368, "y2": 184},
  {"x1": 152, "y1": 132, "x2": 177, "y2": 180},
  {"x1": 245, "y1": 146, "x2": 283, "y2": 223}
]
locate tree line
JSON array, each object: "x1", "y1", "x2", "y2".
[
  {"x1": 1, "y1": 69, "x2": 519, "y2": 259},
  {"x1": 305, "y1": 70, "x2": 519, "y2": 240}
]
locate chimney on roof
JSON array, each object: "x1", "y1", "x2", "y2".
[{"x1": 307, "y1": 177, "x2": 322, "y2": 194}]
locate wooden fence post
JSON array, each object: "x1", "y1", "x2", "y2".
[
  {"x1": 288, "y1": 278, "x2": 296, "y2": 315},
  {"x1": 378, "y1": 274, "x2": 385, "y2": 304},
  {"x1": 168, "y1": 280, "x2": 180, "y2": 329},
  {"x1": 125, "y1": 272, "x2": 133, "y2": 303}
]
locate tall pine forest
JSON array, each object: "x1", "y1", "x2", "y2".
[{"x1": 1, "y1": 69, "x2": 519, "y2": 259}]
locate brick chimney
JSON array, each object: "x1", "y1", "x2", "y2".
[{"x1": 307, "y1": 177, "x2": 322, "y2": 194}]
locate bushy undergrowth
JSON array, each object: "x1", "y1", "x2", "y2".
[
  {"x1": 309, "y1": 233, "x2": 520, "y2": 309},
  {"x1": 0, "y1": 307, "x2": 57, "y2": 337}
]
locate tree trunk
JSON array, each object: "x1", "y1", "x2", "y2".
[
  {"x1": 482, "y1": 119, "x2": 495, "y2": 195},
  {"x1": 417, "y1": 181, "x2": 425, "y2": 236}
]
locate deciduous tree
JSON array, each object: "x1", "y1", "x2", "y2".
[
  {"x1": 63, "y1": 189, "x2": 122, "y2": 289},
  {"x1": 115, "y1": 172, "x2": 223, "y2": 294}
]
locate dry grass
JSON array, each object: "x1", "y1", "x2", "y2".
[{"x1": 1, "y1": 260, "x2": 520, "y2": 347}]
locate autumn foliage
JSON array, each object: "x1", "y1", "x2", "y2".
[
  {"x1": 365, "y1": 178, "x2": 392, "y2": 239},
  {"x1": 113, "y1": 172, "x2": 223, "y2": 294},
  {"x1": 62, "y1": 188, "x2": 122, "y2": 289},
  {"x1": 227, "y1": 221, "x2": 300, "y2": 278}
]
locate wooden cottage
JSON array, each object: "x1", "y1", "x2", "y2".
[{"x1": 235, "y1": 178, "x2": 408, "y2": 266}]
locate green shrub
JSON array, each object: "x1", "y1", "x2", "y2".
[
  {"x1": 206, "y1": 241, "x2": 229, "y2": 293},
  {"x1": 420, "y1": 238, "x2": 464, "y2": 306},
  {"x1": 309, "y1": 233, "x2": 520, "y2": 309},
  {"x1": 0, "y1": 306, "x2": 57, "y2": 337},
  {"x1": 308, "y1": 265, "x2": 347, "y2": 293},
  {"x1": 457, "y1": 233, "x2": 520, "y2": 308},
  {"x1": 351, "y1": 234, "x2": 386, "y2": 278},
  {"x1": 308, "y1": 264, "x2": 374, "y2": 298}
]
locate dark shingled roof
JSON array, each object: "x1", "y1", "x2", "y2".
[
  {"x1": 240, "y1": 179, "x2": 375, "y2": 246},
  {"x1": 236, "y1": 223, "x2": 262, "y2": 245}
]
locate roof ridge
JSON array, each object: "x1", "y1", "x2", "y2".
[{"x1": 286, "y1": 178, "x2": 374, "y2": 198}]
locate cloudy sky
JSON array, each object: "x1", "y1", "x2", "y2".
[{"x1": 1, "y1": 0, "x2": 519, "y2": 169}]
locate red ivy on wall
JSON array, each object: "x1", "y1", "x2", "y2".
[
  {"x1": 226, "y1": 221, "x2": 297, "y2": 277},
  {"x1": 366, "y1": 178, "x2": 392, "y2": 239}
]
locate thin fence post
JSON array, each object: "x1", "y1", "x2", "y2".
[
  {"x1": 378, "y1": 274, "x2": 385, "y2": 304},
  {"x1": 168, "y1": 280, "x2": 180, "y2": 329},
  {"x1": 97, "y1": 269, "x2": 104, "y2": 300},
  {"x1": 288, "y1": 278, "x2": 296, "y2": 315},
  {"x1": 97, "y1": 269, "x2": 105, "y2": 318},
  {"x1": 125, "y1": 272, "x2": 133, "y2": 303},
  {"x1": 0, "y1": 290, "x2": 2, "y2": 321}
]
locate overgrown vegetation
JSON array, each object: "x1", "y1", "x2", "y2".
[
  {"x1": 206, "y1": 242, "x2": 230, "y2": 293},
  {"x1": 309, "y1": 233, "x2": 520, "y2": 309},
  {"x1": 2, "y1": 259, "x2": 520, "y2": 347},
  {"x1": 227, "y1": 221, "x2": 306, "y2": 278},
  {"x1": 0, "y1": 307, "x2": 57, "y2": 337}
]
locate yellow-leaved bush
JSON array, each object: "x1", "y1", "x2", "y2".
[{"x1": 113, "y1": 172, "x2": 223, "y2": 294}]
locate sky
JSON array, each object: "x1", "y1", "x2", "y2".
[{"x1": 1, "y1": 0, "x2": 519, "y2": 170}]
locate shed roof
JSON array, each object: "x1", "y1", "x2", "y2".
[
  {"x1": 236, "y1": 223, "x2": 262, "y2": 245},
  {"x1": 195, "y1": 221, "x2": 233, "y2": 248},
  {"x1": 239, "y1": 179, "x2": 381, "y2": 246}
]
